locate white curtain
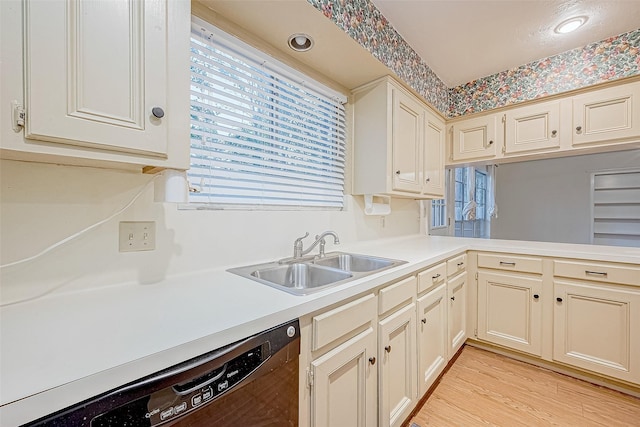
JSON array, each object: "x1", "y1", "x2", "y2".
[
  {"x1": 487, "y1": 164, "x2": 498, "y2": 219},
  {"x1": 462, "y1": 167, "x2": 477, "y2": 220}
]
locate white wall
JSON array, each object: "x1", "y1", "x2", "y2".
[
  {"x1": 0, "y1": 160, "x2": 420, "y2": 305},
  {"x1": 491, "y1": 149, "x2": 640, "y2": 244}
]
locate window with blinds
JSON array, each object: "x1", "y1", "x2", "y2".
[
  {"x1": 591, "y1": 170, "x2": 640, "y2": 247},
  {"x1": 188, "y1": 17, "x2": 347, "y2": 209}
]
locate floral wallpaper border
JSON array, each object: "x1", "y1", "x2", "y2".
[
  {"x1": 449, "y1": 29, "x2": 640, "y2": 117},
  {"x1": 305, "y1": 0, "x2": 450, "y2": 114},
  {"x1": 306, "y1": 0, "x2": 640, "y2": 118}
]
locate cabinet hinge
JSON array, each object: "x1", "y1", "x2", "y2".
[
  {"x1": 306, "y1": 367, "x2": 314, "y2": 389},
  {"x1": 502, "y1": 113, "x2": 506, "y2": 124},
  {"x1": 475, "y1": 272, "x2": 478, "y2": 280},
  {"x1": 11, "y1": 101, "x2": 25, "y2": 132},
  {"x1": 474, "y1": 328, "x2": 478, "y2": 337}
]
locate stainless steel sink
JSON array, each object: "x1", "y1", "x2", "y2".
[
  {"x1": 252, "y1": 263, "x2": 352, "y2": 290},
  {"x1": 313, "y1": 253, "x2": 395, "y2": 272},
  {"x1": 228, "y1": 252, "x2": 406, "y2": 295}
]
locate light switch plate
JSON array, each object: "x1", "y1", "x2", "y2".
[{"x1": 119, "y1": 221, "x2": 156, "y2": 252}]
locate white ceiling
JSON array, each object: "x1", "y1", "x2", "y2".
[{"x1": 370, "y1": 0, "x2": 640, "y2": 87}]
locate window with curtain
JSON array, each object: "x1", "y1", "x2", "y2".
[
  {"x1": 454, "y1": 167, "x2": 492, "y2": 238},
  {"x1": 188, "y1": 17, "x2": 347, "y2": 209}
]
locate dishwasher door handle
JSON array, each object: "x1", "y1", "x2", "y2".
[{"x1": 172, "y1": 363, "x2": 228, "y2": 396}]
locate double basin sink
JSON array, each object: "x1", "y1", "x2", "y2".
[{"x1": 228, "y1": 252, "x2": 407, "y2": 295}]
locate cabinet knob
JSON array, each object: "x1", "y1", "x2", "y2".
[
  {"x1": 368, "y1": 357, "x2": 376, "y2": 365},
  {"x1": 575, "y1": 126, "x2": 582, "y2": 134},
  {"x1": 551, "y1": 130, "x2": 557, "y2": 137},
  {"x1": 556, "y1": 297, "x2": 563, "y2": 302},
  {"x1": 488, "y1": 140, "x2": 494, "y2": 145},
  {"x1": 384, "y1": 345, "x2": 392, "y2": 353},
  {"x1": 425, "y1": 177, "x2": 430, "y2": 183},
  {"x1": 450, "y1": 296, "x2": 455, "y2": 301},
  {"x1": 152, "y1": 107, "x2": 165, "y2": 118},
  {"x1": 421, "y1": 318, "x2": 427, "y2": 324},
  {"x1": 395, "y1": 170, "x2": 401, "y2": 175},
  {"x1": 533, "y1": 294, "x2": 540, "y2": 299}
]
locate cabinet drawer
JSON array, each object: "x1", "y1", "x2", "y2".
[
  {"x1": 554, "y1": 260, "x2": 640, "y2": 286},
  {"x1": 417, "y1": 262, "x2": 447, "y2": 294},
  {"x1": 312, "y1": 293, "x2": 376, "y2": 351},
  {"x1": 478, "y1": 253, "x2": 543, "y2": 274},
  {"x1": 447, "y1": 253, "x2": 467, "y2": 277},
  {"x1": 379, "y1": 276, "x2": 416, "y2": 316}
]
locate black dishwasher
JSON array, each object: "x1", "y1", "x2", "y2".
[{"x1": 23, "y1": 320, "x2": 300, "y2": 427}]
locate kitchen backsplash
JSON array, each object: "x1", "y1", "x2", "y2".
[{"x1": 306, "y1": 0, "x2": 640, "y2": 117}]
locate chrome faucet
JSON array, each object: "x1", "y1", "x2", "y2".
[{"x1": 293, "y1": 231, "x2": 340, "y2": 259}]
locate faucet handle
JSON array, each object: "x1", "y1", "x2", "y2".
[{"x1": 295, "y1": 232, "x2": 310, "y2": 244}]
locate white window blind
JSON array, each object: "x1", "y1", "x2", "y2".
[
  {"x1": 592, "y1": 170, "x2": 640, "y2": 247},
  {"x1": 189, "y1": 18, "x2": 347, "y2": 209}
]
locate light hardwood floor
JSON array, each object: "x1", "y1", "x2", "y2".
[{"x1": 408, "y1": 345, "x2": 640, "y2": 427}]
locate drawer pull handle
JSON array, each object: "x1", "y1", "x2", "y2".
[
  {"x1": 585, "y1": 270, "x2": 608, "y2": 277},
  {"x1": 556, "y1": 297, "x2": 563, "y2": 302},
  {"x1": 369, "y1": 357, "x2": 376, "y2": 365},
  {"x1": 533, "y1": 294, "x2": 539, "y2": 299},
  {"x1": 385, "y1": 345, "x2": 392, "y2": 353},
  {"x1": 499, "y1": 261, "x2": 516, "y2": 266},
  {"x1": 421, "y1": 318, "x2": 427, "y2": 324},
  {"x1": 432, "y1": 273, "x2": 441, "y2": 280},
  {"x1": 457, "y1": 262, "x2": 464, "y2": 267}
]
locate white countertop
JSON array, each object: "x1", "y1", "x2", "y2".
[{"x1": 1, "y1": 235, "x2": 638, "y2": 425}]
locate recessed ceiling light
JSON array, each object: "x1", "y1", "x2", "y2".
[
  {"x1": 288, "y1": 33, "x2": 314, "y2": 52},
  {"x1": 555, "y1": 16, "x2": 588, "y2": 34}
]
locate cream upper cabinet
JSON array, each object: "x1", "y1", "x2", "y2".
[
  {"x1": 416, "y1": 283, "x2": 447, "y2": 396},
  {"x1": 450, "y1": 113, "x2": 500, "y2": 162},
  {"x1": 353, "y1": 76, "x2": 444, "y2": 198},
  {"x1": 422, "y1": 110, "x2": 446, "y2": 197},
  {"x1": 1, "y1": 0, "x2": 191, "y2": 170},
  {"x1": 391, "y1": 88, "x2": 424, "y2": 193},
  {"x1": 504, "y1": 100, "x2": 561, "y2": 154},
  {"x1": 572, "y1": 82, "x2": 640, "y2": 146}
]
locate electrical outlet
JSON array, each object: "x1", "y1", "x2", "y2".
[{"x1": 119, "y1": 221, "x2": 156, "y2": 252}]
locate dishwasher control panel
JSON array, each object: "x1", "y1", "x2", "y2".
[{"x1": 91, "y1": 343, "x2": 269, "y2": 427}]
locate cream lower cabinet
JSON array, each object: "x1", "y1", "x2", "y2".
[
  {"x1": 304, "y1": 293, "x2": 378, "y2": 427},
  {"x1": 311, "y1": 328, "x2": 377, "y2": 427},
  {"x1": 447, "y1": 272, "x2": 467, "y2": 357},
  {"x1": 553, "y1": 280, "x2": 640, "y2": 384},
  {"x1": 378, "y1": 277, "x2": 417, "y2": 427},
  {"x1": 477, "y1": 271, "x2": 543, "y2": 356},
  {"x1": 416, "y1": 283, "x2": 447, "y2": 396}
]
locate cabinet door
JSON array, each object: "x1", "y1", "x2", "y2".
[
  {"x1": 553, "y1": 280, "x2": 640, "y2": 384},
  {"x1": 423, "y1": 111, "x2": 445, "y2": 197},
  {"x1": 392, "y1": 89, "x2": 423, "y2": 193},
  {"x1": 451, "y1": 114, "x2": 499, "y2": 161},
  {"x1": 477, "y1": 272, "x2": 543, "y2": 356},
  {"x1": 504, "y1": 100, "x2": 560, "y2": 154},
  {"x1": 24, "y1": 0, "x2": 168, "y2": 156},
  {"x1": 416, "y1": 284, "x2": 447, "y2": 396},
  {"x1": 311, "y1": 328, "x2": 377, "y2": 427},
  {"x1": 379, "y1": 303, "x2": 416, "y2": 427},
  {"x1": 447, "y1": 273, "x2": 467, "y2": 357},
  {"x1": 572, "y1": 83, "x2": 640, "y2": 146}
]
